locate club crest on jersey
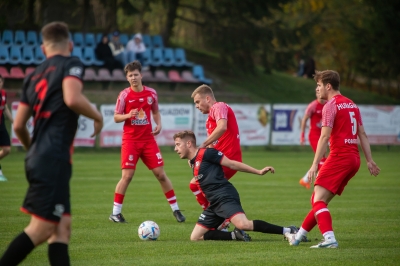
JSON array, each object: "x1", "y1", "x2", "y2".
[
  {"x1": 218, "y1": 151, "x2": 223, "y2": 156},
  {"x1": 129, "y1": 155, "x2": 134, "y2": 161},
  {"x1": 69, "y1": 67, "x2": 83, "y2": 78},
  {"x1": 195, "y1": 161, "x2": 200, "y2": 168},
  {"x1": 147, "y1": 97, "x2": 153, "y2": 104}
]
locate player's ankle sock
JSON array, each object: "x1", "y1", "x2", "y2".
[
  {"x1": 253, "y1": 220, "x2": 284, "y2": 235},
  {"x1": 165, "y1": 189, "x2": 179, "y2": 211},
  {"x1": 204, "y1": 230, "x2": 233, "y2": 240},
  {"x1": 0, "y1": 231, "x2": 35, "y2": 265},
  {"x1": 113, "y1": 193, "x2": 125, "y2": 215},
  {"x1": 48, "y1": 243, "x2": 70, "y2": 266},
  {"x1": 295, "y1": 227, "x2": 309, "y2": 241},
  {"x1": 301, "y1": 171, "x2": 309, "y2": 182},
  {"x1": 189, "y1": 183, "x2": 209, "y2": 210},
  {"x1": 301, "y1": 209, "x2": 317, "y2": 232},
  {"x1": 313, "y1": 200, "x2": 333, "y2": 236},
  {"x1": 323, "y1": 231, "x2": 336, "y2": 242}
]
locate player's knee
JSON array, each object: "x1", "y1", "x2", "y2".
[
  {"x1": 2, "y1": 147, "x2": 10, "y2": 156},
  {"x1": 154, "y1": 172, "x2": 167, "y2": 182},
  {"x1": 233, "y1": 220, "x2": 251, "y2": 231}
]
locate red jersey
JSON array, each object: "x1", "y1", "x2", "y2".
[
  {"x1": 305, "y1": 99, "x2": 325, "y2": 138},
  {"x1": 206, "y1": 102, "x2": 241, "y2": 160},
  {"x1": 322, "y1": 95, "x2": 363, "y2": 156},
  {"x1": 0, "y1": 89, "x2": 7, "y2": 125},
  {"x1": 115, "y1": 86, "x2": 159, "y2": 142}
]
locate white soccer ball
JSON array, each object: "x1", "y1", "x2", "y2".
[{"x1": 138, "y1": 220, "x2": 160, "y2": 241}]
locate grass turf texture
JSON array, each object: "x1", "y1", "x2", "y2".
[{"x1": 0, "y1": 148, "x2": 399, "y2": 265}]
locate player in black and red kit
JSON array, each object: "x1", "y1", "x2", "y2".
[
  {"x1": 173, "y1": 131, "x2": 302, "y2": 242},
  {"x1": 0, "y1": 74, "x2": 14, "y2": 181},
  {"x1": 0, "y1": 22, "x2": 103, "y2": 266}
]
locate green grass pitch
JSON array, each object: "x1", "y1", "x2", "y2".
[{"x1": 0, "y1": 147, "x2": 399, "y2": 265}]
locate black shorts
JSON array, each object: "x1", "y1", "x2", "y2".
[
  {"x1": 0, "y1": 122, "x2": 10, "y2": 146},
  {"x1": 21, "y1": 156, "x2": 72, "y2": 223},
  {"x1": 197, "y1": 198, "x2": 245, "y2": 230}
]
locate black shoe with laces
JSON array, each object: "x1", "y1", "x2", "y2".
[
  {"x1": 173, "y1": 210, "x2": 186, "y2": 222},
  {"x1": 109, "y1": 213, "x2": 127, "y2": 223},
  {"x1": 233, "y1": 227, "x2": 251, "y2": 242}
]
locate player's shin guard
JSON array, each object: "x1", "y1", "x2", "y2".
[
  {"x1": 313, "y1": 201, "x2": 333, "y2": 236},
  {"x1": 189, "y1": 183, "x2": 209, "y2": 210},
  {"x1": 253, "y1": 220, "x2": 284, "y2": 234},
  {"x1": 0, "y1": 231, "x2": 35, "y2": 265},
  {"x1": 301, "y1": 210, "x2": 317, "y2": 232},
  {"x1": 204, "y1": 230, "x2": 234, "y2": 240},
  {"x1": 48, "y1": 243, "x2": 70, "y2": 266},
  {"x1": 165, "y1": 189, "x2": 179, "y2": 211}
]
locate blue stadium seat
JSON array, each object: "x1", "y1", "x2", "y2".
[
  {"x1": 9, "y1": 46, "x2": 22, "y2": 65},
  {"x1": 14, "y1": 30, "x2": 26, "y2": 47},
  {"x1": 38, "y1": 32, "x2": 42, "y2": 44},
  {"x1": 119, "y1": 33, "x2": 129, "y2": 46},
  {"x1": 152, "y1": 35, "x2": 163, "y2": 48},
  {"x1": 26, "y1": 31, "x2": 38, "y2": 46},
  {"x1": 162, "y1": 48, "x2": 175, "y2": 67},
  {"x1": 0, "y1": 45, "x2": 10, "y2": 64},
  {"x1": 96, "y1": 33, "x2": 103, "y2": 44},
  {"x1": 82, "y1": 47, "x2": 103, "y2": 66},
  {"x1": 73, "y1": 32, "x2": 84, "y2": 47},
  {"x1": 1, "y1": 30, "x2": 13, "y2": 47},
  {"x1": 174, "y1": 48, "x2": 193, "y2": 67},
  {"x1": 192, "y1": 65, "x2": 212, "y2": 85},
  {"x1": 21, "y1": 46, "x2": 35, "y2": 65},
  {"x1": 85, "y1": 33, "x2": 96, "y2": 48},
  {"x1": 151, "y1": 48, "x2": 164, "y2": 67},
  {"x1": 142, "y1": 34, "x2": 152, "y2": 48},
  {"x1": 142, "y1": 49, "x2": 152, "y2": 66},
  {"x1": 72, "y1": 47, "x2": 83, "y2": 61},
  {"x1": 34, "y1": 46, "x2": 45, "y2": 64}
]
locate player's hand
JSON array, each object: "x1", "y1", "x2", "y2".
[
  {"x1": 259, "y1": 166, "x2": 274, "y2": 175},
  {"x1": 151, "y1": 124, "x2": 161, "y2": 136},
  {"x1": 367, "y1": 160, "x2": 380, "y2": 176},
  {"x1": 300, "y1": 132, "x2": 305, "y2": 145},
  {"x1": 198, "y1": 143, "x2": 207, "y2": 148},
  {"x1": 129, "y1": 109, "x2": 138, "y2": 118},
  {"x1": 307, "y1": 163, "x2": 318, "y2": 184},
  {"x1": 91, "y1": 118, "x2": 103, "y2": 137}
]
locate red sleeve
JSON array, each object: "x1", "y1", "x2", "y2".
[
  {"x1": 210, "y1": 102, "x2": 228, "y2": 122},
  {"x1": 322, "y1": 100, "x2": 337, "y2": 128}
]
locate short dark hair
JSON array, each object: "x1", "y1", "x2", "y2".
[
  {"x1": 41, "y1": 21, "x2": 70, "y2": 45},
  {"x1": 314, "y1": 70, "x2": 340, "y2": 90},
  {"x1": 173, "y1": 130, "x2": 196, "y2": 145},
  {"x1": 124, "y1": 60, "x2": 142, "y2": 75}
]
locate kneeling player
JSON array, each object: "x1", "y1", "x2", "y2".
[{"x1": 173, "y1": 130, "x2": 301, "y2": 241}]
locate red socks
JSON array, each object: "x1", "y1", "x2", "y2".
[
  {"x1": 189, "y1": 183, "x2": 209, "y2": 210},
  {"x1": 313, "y1": 200, "x2": 333, "y2": 235}
]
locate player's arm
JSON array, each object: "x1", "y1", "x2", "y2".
[
  {"x1": 4, "y1": 104, "x2": 13, "y2": 123},
  {"x1": 200, "y1": 119, "x2": 227, "y2": 148},
  {"x1": 114, "y1": 111, "x2": 137, "y2": 123},
  {"x1": 220, "y1": 156, "x2": 274, "y2": 175},
  {"x1": 151, "y1": 109, "x2": 162, "y2": 136},
  {"x1": 308, "y1": 126, "x2": 331, "y2": 182},
  {"x1": 300, "y1": 114, "x2": 310, "y2": 145},
  {"x1": 63, "y1": 78, "x2": 103, "y2": 137},
  {"x1": 357, "y1": 125, "x2": 380, "y2": 176},
  {"x1": 13, "y1": 104, "x2": 31, "y2": 150}
]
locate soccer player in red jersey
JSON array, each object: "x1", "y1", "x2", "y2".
[
  {"x1": 109, "y1": 60, "x2": 185, "y2": 223},
  {"x1": 0, "y1": 75, "x2": 13, "y2": 181},
  {"x1": 190, "y1": 85, "x2": 242, "y2": 212},
  {"x1": 285, "y1": 70, "x2": 380, "y2": 248},
  {"x1": 299, "y1": 91, "x2": 327, "y2": 189},
  {"x1": 0, "y1": 22, "x2": 103, "y2": 265}
]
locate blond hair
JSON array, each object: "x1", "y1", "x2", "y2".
[
  {"x1": 191, "y1": 84, "x2": 215, "y2": 99},
  {"x1": 173, "y1": 130, "x2": 196, "y2": 145}
]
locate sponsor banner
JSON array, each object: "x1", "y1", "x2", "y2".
[
  {"x1": 359, "y1": 105, "x2": 400, "y2": 145},
  {"x1": 194, "y1": 104, "x2": 272, "y2": 146},
  {"x1": 271, "y1": 104, "x2": 308, "y2": 145},
  {"x1": 99, "y1": 104, "x2": 193, "y2": 147},
  {"x1": 11, "y1": 101, "x2": 96, "y2": 147}
]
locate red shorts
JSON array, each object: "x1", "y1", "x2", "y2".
[
  {"x1": 121, "y1": 139, "x2": 164, "y2": 170},
  {"x1": 315, "y1": 153, "x2": 360, "y2": 195},
  {"x1": 309, "y1": 135, "x2": 319, "y2": 153},
  {"x1": 222, "y1": 152, "x2": 242, "y2": 180}
]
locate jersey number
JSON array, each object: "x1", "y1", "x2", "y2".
[
  {"x1": 349, "y1": 111, "x2": 357, "y2": 135},
  {"x1": 33, "y1": 79, "x2": 48, "y2": 122}
]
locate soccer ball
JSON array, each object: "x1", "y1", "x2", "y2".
[{"x1": 138, "y1": 221, "x2": 160, "y2": 241}]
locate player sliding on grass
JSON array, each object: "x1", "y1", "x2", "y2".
[
  {"x1": 173, "y1": 130, "x2": 305, "y2": 241},
  {"x1": 109, "y1": 60, "x2": 185, "y2": 223},
  {"x1": 284, "y1": 70, "x2": 380, "y2": 248}
]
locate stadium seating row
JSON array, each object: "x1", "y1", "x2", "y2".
[
  {"x1": 0, "y1": 30, "x2": 163, "y2": 49},
  {"x1": 0, "y1": 45, "x2": 194, "y2": 68},
  {"x1": 0, "y1": 65, "x2": 212, "y2": 84}
]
